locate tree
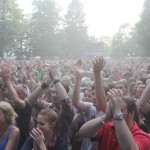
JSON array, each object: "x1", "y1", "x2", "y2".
[
  {"x1": 111, "y1": 23, "x2": 132, "y2": 58},
  {"x1": 98, "y1": 36, "x2": 112, "y2": 57},
  {"x1": 64, "y1": 0, "x2": 89, "y2": 57},
  {"x1": 136, "y1": 0, "x2": 150, "y2": 57},
  {"x1": 0, "y1": 0, "x2": 24, "y2": 58},
  {"x1": 31, "y1": 0, "x2": 60, "y2": 57},
  {"x1": 12, "y1": 15, "x2": 32, "y2": 59}
]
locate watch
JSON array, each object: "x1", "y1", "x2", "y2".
[
  {"x1": 53, "y1": 79, "x2": 61, "y2": 84},
  {"x1": 113, "y1": 113, "x2": 124, "y2": 121}
]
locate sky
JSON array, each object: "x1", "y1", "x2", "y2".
[{"x1": 17, "y1": 0, "x2": 145, "y2": 37}]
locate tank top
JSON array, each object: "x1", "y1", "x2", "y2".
[{"x1": 0, "y1": 127, "x2": 15, "y2": 150}]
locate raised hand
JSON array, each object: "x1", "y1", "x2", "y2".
[
  {"x1": 108, "y1": 89, "x2": 123, "y2": 115},
  {"x1": 103, "y1": 100, "x2": 113, "y2": 122},
  {"x1": 92, "y1": 56, "x2": 106, "y2": 74},
  {"x1": 0, "y1": 64, "x2": 12, "y2": 81},
  {"x1": 42, "y1": 74, "x2": 52, "y2": 85},
  {"x1": 30, "y1": 128, "x2": 45, "y2": 149},
  {"x1": 75, "y1": 59, "x2": 85, "y2": 76},
  {"x1": 49, "y1": 64, "x2": 61, "y2": 81}
]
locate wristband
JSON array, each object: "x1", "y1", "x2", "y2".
[
  {"x1": 100, "y1": 116, "x2": 105, "y2": 126},
  {"x1": 113, "y1": 113, "x2": 124, "y2": 121},
  {"x1": 53, "y1": 79, "x2": 61, "y2": 84},
  {"x1": 41, "y1": 83, "x2": 49, "y2": 89}
]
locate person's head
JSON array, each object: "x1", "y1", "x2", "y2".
[
  {"x1": 136, "y1": 84, "x2": 146, "y2": 98},
  {"x1": 83, "y1": 87, "x2": 93, "y2": 103},
  {"x1": 61, "y1": 75, "x2": 71, "y2": 87},
  {"x1": 80, "y1": 77, "x2": 92, "y2": 92},
  {"x1": 115, "y1": 80, "x2": 128, "y2": 95},
  {"x1": 121, "y1": 96, "x2": 139, "y2": 126},
  {"x1": 139, "y1": 77, "x2": 147, "y2": 85},
  {"x1": 128, "y1": 82, "x2": 137, "y2": 97},
  {"x1": 14, "y1": 84, "x2": 29, "y2": 100},
  {"x1": 37, "y1": 107, "x2": 59, "y2": 136},
  {"x1": 128, "y1": 77, "x2": 136, "y2": 83},
  {"x1": 123, "y1": 72, "x2": 132, "y2": 81},
  {"x1": 90, "y1": 86, "x2": 97, "y2": 108},
  {"x1": 0, "y1": 102, "x2": 17, "y2": 126}
]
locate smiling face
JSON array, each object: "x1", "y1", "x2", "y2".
[
  {"x1": 36, "y1": 114, "x2": 53, "y2": 136},
  {"x1": 36, "y1": 108, "x2": 59, "y2": 136}
]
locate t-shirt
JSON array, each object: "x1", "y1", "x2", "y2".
[
  {"x1": 92, "y1": 121, "x2": 150, "y2": 150},
  {"x1": 30, "y1": 98, "x2": 73, "y2": 149},
  {"x1": 21, "y1": 136, "x2": 68, "y2": 150},
  {"x1": 14, "y1": 100, "x2": 32, "y2": 149},
  {"x1": 80, "y1": 102, "x2": 104, "y2": 150},
  {"x1": 141, "y1": 110, "x2": 150, "y2": 132}
]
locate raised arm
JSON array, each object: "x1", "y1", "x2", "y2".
[
  {"x1": 49, "y1": 64, "x2": 72, "y2": 109},
  {"x1": 29, "y1": 74, "x2": 51, "y2": 107},
  {"x1": 1, "y1": 65, "x2": 26, "y2": 108},
  {"x1": 79, "y1": 100, "x2": 112, "y2": 137},
  {"x1": 138, "y1": 82, "x2": 150, "y2": 113},
  {"x1": 72, "y1": 59, "x2": 88, "y2": 112},
  {"x1": 92, "y1": 56, "x2": 107, "y2": 112},
  {"x1": 108, "y1": 89, "x2": 139, "y2": 150}
]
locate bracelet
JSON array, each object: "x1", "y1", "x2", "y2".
[
  {"x1": 113, "y1": 113, "x2": 124, "y2": 121},
  {"x1": 41, "y1": 83, "x2": 49, "y2": 89},
  {"x1": 53, "y1": 79, "x2": 61, "y2": 84}
]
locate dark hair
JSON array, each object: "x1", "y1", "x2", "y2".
[
  {"x1": 123, "y1": 96, "x2": 140, "y2": 125},
  {"x1": 139, "y1": 77, "x2": 147, "y2": 85}
]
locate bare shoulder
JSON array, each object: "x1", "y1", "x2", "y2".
[{"x1": 10, "y1": 127, "x2": 20, "y2": 137}]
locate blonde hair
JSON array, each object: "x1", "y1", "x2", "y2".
[{"x1": 0, "y1": 102, "x2": 18, "y2": 125}]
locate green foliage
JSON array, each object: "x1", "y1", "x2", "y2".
[
  {"x1": 0, "y1": 0, "x2": 24, "y2": 57},
  {"x1": 31, "y1": 0, "x2": 61, "y2": 57},
  {"x1": 111, "y1": 23, "x2": 133, "y2": 58},
  {"x1": 136, "y1": 0, "x2": 150, "y2": 57},
  {"x1": 64, "y1": 0, "x2": 89, "y2": 57}
]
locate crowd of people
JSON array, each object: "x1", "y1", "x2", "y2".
[{"x1": 0, "y1": 57, "x2": 150, "y2": 150}]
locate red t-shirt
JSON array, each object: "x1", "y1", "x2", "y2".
[{"x1": 92, "y1": 122, "x2": 150, "y2": 150}]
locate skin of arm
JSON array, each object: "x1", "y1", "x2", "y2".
[
  {"x1": 80, "y1": 89, "x2": 140, "y2": 150},
  {"x1": 138, "y1": 82, "x2": 150, "y2": 113},
  {"x1": 29, "y1": 85, "x2": 46, "y2": 105},
  {"x1": 5, "y1": 79, "x2": 26, "y2": 108},
  {"x1": 79, "y1": 114, "x2": 108, "y2": 138},
  {"x1": 72, "y1": 59, "x2": 88, "y2": 112},
  {"x1": 93, "y1": 57, "x2": 107, "y2": 112},
  {"x1": 29, "y1": 75, "x2": 52, "y2": 107},
  {"x1": 79, "y1": 99, "x2": 112, "y2": 138},
  {"x1": 50, "y1": 65, "x2": 72, "y2": 110},
  {"x1": 108, "y1": 89, "x2": 139, "y2": 150},
  {"x1": 113, "y1": 119, "x2": 139, "y2": 150},
  {"x1": 1, "y1": 65, "x2": 27, "y2": 108},
  {"x1": 5, "y1": 128, "x2": 20, "y2": 150}
]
